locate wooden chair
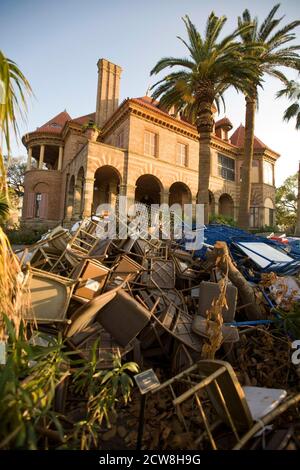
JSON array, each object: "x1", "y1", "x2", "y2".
[
  {"x1": 72, "y1": 259, "x2": 110, "y2": 302},
  {"x1": 24, "y1": 268, "x2": 75, "y2": 323},
  {"x1": 151, "y1": 359, "x2": 300, "y2": 449}
]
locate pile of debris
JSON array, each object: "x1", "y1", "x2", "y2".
[{"x1": 15, "y1": 216, "x2": 300, "y2": 450}]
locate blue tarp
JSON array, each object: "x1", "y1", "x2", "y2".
[{"x1": 183, "y1": 224, "x2": 300, "y2": 278}]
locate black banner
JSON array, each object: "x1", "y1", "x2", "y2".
[{"x1": 0, "y1": 450, "x2": 298, "y2": 468}]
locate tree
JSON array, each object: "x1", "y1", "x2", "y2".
[
  {"x1": 275, "y1": 172, "x2": 297, "y2": 231},
  {"x1": 7, "y1": 157, "x2": 26, "y2": 198},
  {"x1": 0, "y1": 50, "x2": 32, "y2": 200},
  {"x1": 150, "y1": 13, "x2": 261, "y2": 224},
  {"x1": 277, "y1": 79, "x2": 300, "y2": 233},
  {"x1": 237, "y1": 4, "x2": 300, "y2": 229}
]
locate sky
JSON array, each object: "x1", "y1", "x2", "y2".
[{"x1": 1, "y1": 0, "x2": 300, "y2": 186}]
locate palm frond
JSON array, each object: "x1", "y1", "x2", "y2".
[
  {"x1": 150, "y1": 57, "x2": 194, "y2": 75},
  {"x1": 277, "y1": 78, "x2": 300, "y2": 130},
  {"x1": 0, "y1": 193, "x2": 9, "y2": 221},
  {"x1": 283, "y1": 102, "x2": 300, "y2": 121},
  {"x1": 0, "y1": 51, "x2": 32, "y2": 151},
  {"x1": 267, "y1": 21, "x2": 300, "y2": 47},
  {"x1": 258, "y1": 3, "x2": 281, "y2": 40},
  {"x1": 0, "y1": 51, "x2": 32, "y2": 200}
]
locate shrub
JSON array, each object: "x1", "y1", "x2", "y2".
[
  {"x1": 0, "y1": 319, "x2": 138, "y2": 450},
  {"x1": 209, "y1": 214, "x2": 237, "y2": 227},
  {"x1": 5, "y1": 224, "x2": 47, "y2": 245}
]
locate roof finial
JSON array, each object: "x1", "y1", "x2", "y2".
[{"x1": 145, "y1": 84, "x2": 151, "y2": 97}]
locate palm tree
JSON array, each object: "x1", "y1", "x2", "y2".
[
  {"x1": 237, "y1": 4, "x2": 300, "y2": 229},
  {"x1": 0, "y1": 50, "x2": 32, "y2": 200},
  {"x1": 277, "y1": 79, "x2": 300, "y2": 234},
  {"x1": 150, "y1": 13, "x2": 261, "y2": 224}
]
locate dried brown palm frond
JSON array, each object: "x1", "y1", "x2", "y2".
[
  {"x1": 0, "y1": 226, "x2": 30, "y2": 340},
  {"x1": 202, "y1": 249, "x2": 229, "y2": 359}
]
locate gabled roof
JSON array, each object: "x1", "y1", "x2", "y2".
[
  {"x1": 71, "y1": 112, "x2": 96, "y2": 125},
  {"x1": 29, "y1": 110, "x2": 97, "y2": 137},
  {"x1": 36, "y1": 110, "x2": 71, "y2": 134},
  {"x1": 130, "y1": 96, "x2": 197, "y2": 130},
  {"x1": 230, "y1": 124, "x2": 268, "y2": 150}
]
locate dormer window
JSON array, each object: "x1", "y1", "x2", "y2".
[{"x1": 50, "y1": 122, "x2": 61, "y2": 128}]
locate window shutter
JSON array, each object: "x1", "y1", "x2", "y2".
[
  {"x1": 39, "y1": 193, "x2": 48, "y2": 219},
  {"x1": 27, "y1": 192, "x2": 35, "y2": 218}
]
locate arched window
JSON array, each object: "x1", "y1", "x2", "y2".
[{"x1": 35, "y1": 193, "x2": 42, "y2": 218}]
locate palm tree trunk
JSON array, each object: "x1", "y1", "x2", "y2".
[
  {"x1": 197, "y1": 99, "x2": 214, "y2": 226},
  {"x1": 295, "y1": 161, "x2": 300, "y2": 236},
  {"x1": 197, "y1": 130, "x2": 212, "y2": 225},
  {"x1": 237, "y1": 95, "x2": 256, "y2": 230}
]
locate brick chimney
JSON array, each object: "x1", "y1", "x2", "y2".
[{"x1": 95, "y1": 59, "x2": 122, "y2": 128}]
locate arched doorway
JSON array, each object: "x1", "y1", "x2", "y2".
[
  {"x1": 93, "y1": 166, "x2": 121, "y2": 213},
  {"x1": 66, "y1": 175, "x2": 75, "y2": 220},
  {"x1": 74, "y1": 167, "x2": 85, "y2": 218},
  {"x1": 219, "y1": 193, "x2": 234, "y2": 218},
  {"x1": 169, "y1": 182, "x2": 192, "y2": 207},
  {"x1": 135, "y1": 174, "x2": 162, "y2": 205}
]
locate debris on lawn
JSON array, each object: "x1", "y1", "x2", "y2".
[{"x1": 3, "y1": 217, "x2": 300, "y2": 450}]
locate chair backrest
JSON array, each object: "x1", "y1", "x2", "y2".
[
  {"x1": 65, "y1": 287, "x2": 120, "y2": 337},
  {"x1": 96, "y1": 289, "x2": 152, "y2": 347},
  {"x1": 195, "y1": 360, "x2": 253, "y2": 432},
  {"x1": 109, "y1": 255, "x2": 142, "y2": 285},
  {"x1": 151, "y1": 359, "x2": 253, "y2": 449},
  {"x1": 198, "y1": 282, "x2": 237, "y2": 322},
  {"x1": 24, "y1": 269, "x2": 74, "y2": 323}
]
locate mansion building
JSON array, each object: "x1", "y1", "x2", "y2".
[{"x1": 22, "y1": 58, "x2": 279, "y2": 229}]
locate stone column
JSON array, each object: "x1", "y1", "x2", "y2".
[
  {"x1": 82, "y1": 177, "x2": 94, "y2": 218},
  {"x1": 234, "y1": 205, "x2": 239, "y2": 221},
  {"x1": 73, "y1": 184, "x2": 82, "y2": 220},
  {"x1": 259, "y1": 159, "x2": 264, "y2": 184},
  {"x1": 125, "y1": 184, "x2": 136, "y2": 209},
  {"x1": 38, "y1": 144, "x2": 45, "y2": 169},
  {"x1": 58, "y1": 146, "x2": 63, "y2": 171},
  {"x1": 160, "y1": 189, "x2": 170, "y2": 205},
  {"x1": 118, "y1": 184, "x2": 126, "y2": 197},
  {"x1": 191, "y1": 195, "x2": 198, "y2": 220},
  {"x1": 26, "y1": 147, "x2": 32, "y2": 171}
]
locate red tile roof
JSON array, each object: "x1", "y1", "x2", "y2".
[
  {"x1": 30, "y1": 110, "x2": 96, "y2": 136},
  {"x1": 35, "y1": 110, "x2": 71, "y2": 134},
  {"x1": 71, "y1": 112, "x2": 96, "y2": 125},
  {"x1": 215, "y1": 117, "x2": 233, "y2": 129},
  {"x1": 230, "y1": 124, "x2": 268, "y2": 149}
]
